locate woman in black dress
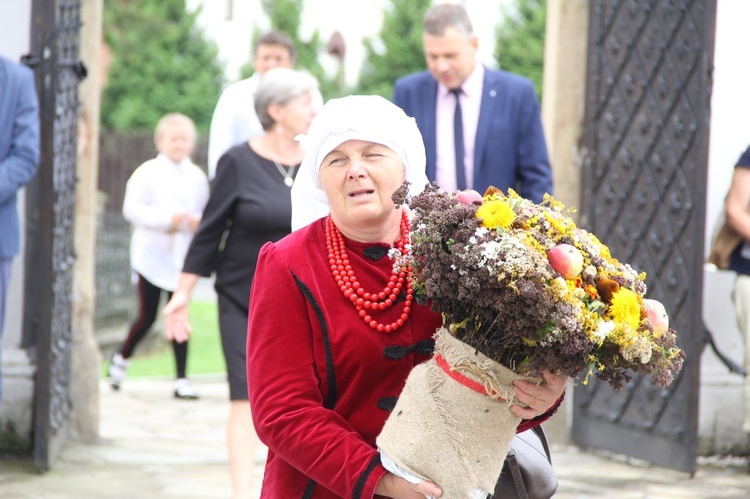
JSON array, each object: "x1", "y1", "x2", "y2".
[{"x1": 163, "y1": 67, "x2": 318, "y2": 499}]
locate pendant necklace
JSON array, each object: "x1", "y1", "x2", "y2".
[{"x1": 272, "y1": 159, "x2": 296, "y2": 188}]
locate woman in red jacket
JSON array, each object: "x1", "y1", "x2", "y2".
[{"x1": 246, "y1": 95, "x2": 566, "y2": 498}]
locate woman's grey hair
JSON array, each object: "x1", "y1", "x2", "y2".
[
  {"x1": 254, "y1": 68, "x2": 318, "y2": 131},
  {"x1": 423, "y1": 3, "x2": 474, "y2": 38}
]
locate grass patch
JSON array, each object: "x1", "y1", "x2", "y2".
[{"x1": 103, "y1": 300, "x2": 226, "y2": 379}]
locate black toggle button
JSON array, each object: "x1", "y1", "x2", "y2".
[{"x1": 384, "y1": 339, "x2": 434, "y2": 360}]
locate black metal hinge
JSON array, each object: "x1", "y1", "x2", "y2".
[{"x1": 20, "y1": 53, "x2": 88, "y2": 81}]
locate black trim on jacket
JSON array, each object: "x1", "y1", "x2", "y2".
[
  {"x1": 353, "y1": 454, "x2": 382, "y2": 499},
  {"x1": 294, "y1": 273, "x2": 338, "y2": 409},
  {"x1": 301, "y1": 479, "x2": 317, "y2": 498}
]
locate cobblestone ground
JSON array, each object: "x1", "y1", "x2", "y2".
[{"x1": 1, "y1": 377, "x2": 749, "y2": 498}]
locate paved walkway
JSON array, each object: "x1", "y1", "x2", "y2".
[{"x1": 1, "y1": 377, "x2": 749, "y2": 498}]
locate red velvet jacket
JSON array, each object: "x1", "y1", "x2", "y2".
[{"x1": 247, "y1": 218, "x2": 559, "y2": 498}]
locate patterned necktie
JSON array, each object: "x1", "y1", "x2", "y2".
[{"x1": 451, "y1": 88, "x2": 467, "y2": 190}]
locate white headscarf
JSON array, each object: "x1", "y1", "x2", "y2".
[{"x1": 291, "y1": 95, "x2": 429, "y2": 231}]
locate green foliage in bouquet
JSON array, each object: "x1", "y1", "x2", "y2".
[{"x1": 393, "y1": 183, "x2": 685, "y2": 391}]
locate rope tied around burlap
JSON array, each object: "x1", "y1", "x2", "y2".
[{"x1": 434, "y1": 327, "x2": 534, "y2": 404}]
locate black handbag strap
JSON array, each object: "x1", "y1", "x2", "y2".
[
  {"x1": 530, "y1": 425, "x2": 552, "y2": 464},
  {"x1": 505, "y1": 449, "x2": 530, "y2": 499}
]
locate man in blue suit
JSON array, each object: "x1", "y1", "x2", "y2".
[
  {"x1": 392, "y1": 3, "x2": 552, "y2": 202},
  {"x1": 0, "y1": 56, "x2": 40, "y2": 403}
]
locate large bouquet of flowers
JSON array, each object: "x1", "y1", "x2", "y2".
[
  {"x1": 404, "y1": 183, "x2": 683, "y2": 389},
  {"x1": 376, "y1": 184, "x2": 684, "y2": 498}
]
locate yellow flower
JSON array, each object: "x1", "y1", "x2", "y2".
[
  {"x1": 544, "y1": 211, "x2": 576, "y2": 236},
  {"x1": 542, "y1": 193, "x2": 565, "y2": 210},
  {"x1": 518, "y1": 232, "x2": 546, "y2": 254},
  {"x1": 476, "y1": 199, "x2": 516, "y2": 229},
  {"x1": 608, "y1": 323, "x2": 638, "y2": 351},
  {"x1": 608, "y1": 288, "x2": 641, "y2": 330},
  {"x1": 582, "y1": 368, "x2": 593, "y2": 385},
  {"x1": 565, "y1": 276, "x2": 583, "y2": 292},
  {"x1": 586, "y1": 232, "x2": 615, "y2": 261},
  {"x1": 506, "y1": 188, "x2": 522, "y2": 199},
  {"x1": 482, "y1": 186, "x2": 504, "y2": 200}
]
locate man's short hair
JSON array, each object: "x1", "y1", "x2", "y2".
[
  {"x1": 253, "y1": 30, "x2": 297, "y2": 63},
  {"x1": 423, "y1": 3, "x2": 474, "y2": 38}
]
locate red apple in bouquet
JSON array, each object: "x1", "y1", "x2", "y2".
[
  {"x1": 547, "y1": 243, "x2": 584, "y2": 279},
  {"x1": 456, "y1": 189, "x2": 483, "y2": 205},
  {"x1": 643, "y1": 298, "x2": 669, "y2": 334}
]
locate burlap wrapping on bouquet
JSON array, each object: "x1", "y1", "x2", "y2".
[{"x1": 376, "y1": 328, "x2": 541, "y2": 498}]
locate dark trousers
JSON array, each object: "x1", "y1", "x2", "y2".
[{"x1": 119, "y1": 273, "x2": 188, "y2": 379}]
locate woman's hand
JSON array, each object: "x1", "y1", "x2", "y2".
[
  {"x1": 170, "y1": 212, "x2": 186, "y2": 231},
  {"x1": 510, "y1": 370, "x2": 567, "y2": 420},
  {"x1": 375, "y1": 472, "x2": 442, "y2": 498},
  {"x1": 163, "y1": 292, "x2": 191, "y2": 343},
  {"x1": 186, "y1": 214, "x2": 201, "y2": 232}
]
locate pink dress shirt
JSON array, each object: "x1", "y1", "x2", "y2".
[{"x1": 435, "y1": 62, "x2": 485, "y2": 192}]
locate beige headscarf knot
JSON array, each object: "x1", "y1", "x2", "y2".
[{"x1": 291, "y1": 95, "x2": 429, "y2": 230}]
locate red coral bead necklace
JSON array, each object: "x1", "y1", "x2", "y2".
[{"x1": 325, "y1": 213, "x2": 413, "y2": 333}]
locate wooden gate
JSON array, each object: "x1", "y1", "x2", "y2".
[
  {"x1": 572, "y1": 0, "x2": 716, "y2": 473},
  {"x1": 24, "y1": 0, "x2": 84, "y2": 470}
]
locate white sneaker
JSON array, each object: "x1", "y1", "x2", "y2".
[
  {"x1": 174, "y1": 378, "x2": 199, "y2": 400},
  {"x1": 107, "y1": 352, "x2": 128, "y2": 390}
]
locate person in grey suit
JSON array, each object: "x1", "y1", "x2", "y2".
[
  {"x1": 0, "y1": 56, "x2": 40, "y2": 403},
  {"x1": 392, "y1": 3, "x2": 552, "y2": 202}
]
